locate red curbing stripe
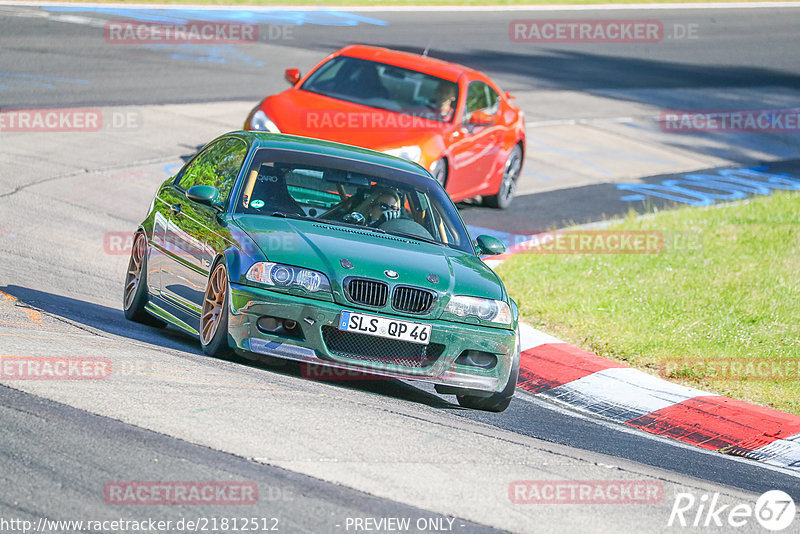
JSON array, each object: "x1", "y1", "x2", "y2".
[
  {"x1": 488, "y1": 253, "x2": 512, "y2": 262},
  {"x1": 625, "y1": 395, "x2": 800, "y2": 451},
  {"x1": 517, "y1": 342, "x2": 627, "y2": 394},
  {"x1": 508, "y1": 238, "x2": 541, "y2": 255}
]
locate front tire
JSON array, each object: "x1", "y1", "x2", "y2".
[
  {"x1": 457, "y1": 360, "x2": 518, "y2": 412},
  {"x1": 123, "y1": 232, "x2": 166, "y2": 328},
  {"x1": 431, "y1": 158, "x2": 448, "y2": 189},
  {"x1": 483, "y1": 144, "x2": 522, "y2": 209},
  {"x1": 200, "y1": 262, "x2": 233, "y2": 359},
  {"x1": 457, "y1": 331, "x2": 520, "y2": 412}
]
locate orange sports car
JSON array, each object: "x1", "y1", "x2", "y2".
[{"x1": 244, "y1": 45, "x2": 526, "y2": 208}]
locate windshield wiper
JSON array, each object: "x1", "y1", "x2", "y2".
[
  {"x1": 271, "y1": 212, "x2": 387, "y2": 234},
  {"x1": 267, "y1": 212, "x2": 443, "y2": 247},
  {"x1": 385, "y1": 230, "x2": 441, "y2": 246}
]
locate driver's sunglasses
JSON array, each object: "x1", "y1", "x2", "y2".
[{"x1": 379, "y1": 202, "x2": 400, "y2": 211}]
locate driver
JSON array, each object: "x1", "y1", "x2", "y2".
[
  {"x1": 367, "y1": 189, "x2": 401, "y2": 227},
  {"x1": 436, "y1": 83, "x2": 457, "y2": 122}
]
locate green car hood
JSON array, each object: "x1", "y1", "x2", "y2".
[{"x1": 232, "y1": 215, "x2": 506, "y2": 308}]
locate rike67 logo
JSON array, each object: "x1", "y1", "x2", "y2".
[{"x1": 668, "y1": 490, "x2": 796, "y2": 531}]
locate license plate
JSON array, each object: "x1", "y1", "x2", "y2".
[{"x1": 338, "y1": 310, "x2": 431, "y2": 345}]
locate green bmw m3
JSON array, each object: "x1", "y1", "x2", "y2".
[{"x1": 124, "y1": 131, "x2": 520, "y2": 411}]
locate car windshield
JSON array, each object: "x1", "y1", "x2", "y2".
[
  {"x1": 235, "y1": 149, "x2": 473, "y2": 253},
  {"x1": 300, "y1": 56, "x2": 459, "y2": 123}
]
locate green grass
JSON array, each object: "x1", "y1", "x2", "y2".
[
  {"x1": 498, "y1": 191, "x2": 800, "y2": 415},
  {"x1": 26, "y1": 0, "x2": 799, "y2": 5}
]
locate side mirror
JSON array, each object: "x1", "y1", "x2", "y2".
[
  {"x1": 504, "y1": 90, "x2": 516, "y2": 100},
  {"x1": 285, "y1": 68, "x2": 301, "y2": 85},
  {"x1": 468, "y1": 109, "x2": 493, "y2": 127},
  {"x1": 186, "y1": 185, "x2": 223, "y2": 211},
  {"x1": 475, "y1": 235, "x2": 506, "y2": 256}
]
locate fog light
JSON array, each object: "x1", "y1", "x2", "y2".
[
  {"x1": 257, "y1": 317, "x2": 280, "y2": 332},
  {"x1": 455, "y1": 350, "x2": 497, "y2": 369},
  {"x1": 256, "y1": 316, "x2": 304, "y2": 340}
]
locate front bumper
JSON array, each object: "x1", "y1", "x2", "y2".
[{"x1": 227, "y1": 282, "x2": 518, "y2": 394}]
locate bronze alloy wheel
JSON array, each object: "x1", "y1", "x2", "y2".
[
  {"x1": 201, "y1": 264, "x2": 228, "y2": 346},
  {"x1": 123, "y1": 233, "x2": 146, "y2": 311}
]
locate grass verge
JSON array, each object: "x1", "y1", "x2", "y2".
[{"x1": 498, "y1": 191, "x2": 800, "y2": 414}]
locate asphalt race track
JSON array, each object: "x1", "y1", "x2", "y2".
[{"x1": 1, "y1": 4, "x2": 800, "y2": 533}]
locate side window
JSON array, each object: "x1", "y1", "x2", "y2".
[
  {"x1": 463, "y1": 82, "x2": 499, "y2": 123},
  {"x1": 178, "y1": 138, "x2": 247, "y2": 203}
]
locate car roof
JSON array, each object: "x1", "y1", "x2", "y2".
[
  {"x1": 335, "y1": 44, "x2": 474, "y2": 83},
  {"x1": 227, "y1": 130, "x2": 434, "y2": 179}
]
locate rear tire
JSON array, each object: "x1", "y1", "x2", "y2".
[
  {"x1": 482, "y1": 144, "x2": 522, "y2": 209},
  {"x1": 200, "y1": 262, "x2": 234, "y2": 359},
  {"x1": 123, "y1": 232, "x2": 166, "y2": 328}
]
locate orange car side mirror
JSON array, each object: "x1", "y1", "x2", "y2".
[
  {"x1": 285, "y1": 68, "x2": 301, "y2": 85},
  {"x1": 468, "y1": 110, "x2": 494, "y2": 127}
]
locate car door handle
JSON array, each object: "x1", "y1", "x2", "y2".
[{"x1": 170, "y1": 204, "x2": 182, "y2": 214}]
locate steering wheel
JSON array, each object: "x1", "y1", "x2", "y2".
[
  {"x1": 378, "y1": 217, "x2": 435, "y2": 240},
  {"x1": 343, "y1": 212, "x2": 366, "y2": 226}
]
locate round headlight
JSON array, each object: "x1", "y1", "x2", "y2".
[
  {"x1": 476, "y1": 299, "x2": 499, "y2": 321},
  {"x1": 272, "y1": 265, "x2": 292, "y2": 286}
]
